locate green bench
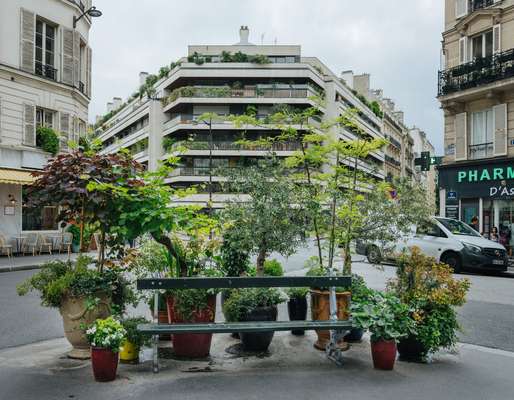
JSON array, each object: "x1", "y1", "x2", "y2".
[{"x1": 137, "y1": 276, "x2": 352, "y2": 372}]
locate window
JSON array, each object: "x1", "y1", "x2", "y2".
[
  {"x1": 22, "y1": 189, "x2": 58, "y2": 231},
  {"x1": 470, "y1": 109, "x2": 494, "y2": 159},
  {"x1": 79, "y1": 40, "x2": 86, "y2": 93},
  {"x1": 417, "y1": 221, "x2": 446, "y2": 238},
  {"x1": 36, "y1": 107, "x2": 54, "y2": 129},
  {"x1": 471, "y1": 30, "x2": 493, "y2": 60},
  {"x1": 35, "y1": 19, "x2": 56, "y2": 80}
]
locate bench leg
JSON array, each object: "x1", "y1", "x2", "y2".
[
  {"x1": 326, "y1": 285, "x2": 347, "y2": 367},
  {"x1": 152, "y1": 290, "x2": 159, "y2": 373}
]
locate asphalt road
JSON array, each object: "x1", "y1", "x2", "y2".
[{"x1": 1, "y1": 244, "x2": 514, "y2": 352}]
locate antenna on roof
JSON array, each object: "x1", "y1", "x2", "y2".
[{"x1": 261, "y1": 33, "x2": 264, "y2": 44}]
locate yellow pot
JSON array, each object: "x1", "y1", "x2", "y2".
[{"x1": 119, "y1": 340, "x2": 139, "y2": 362}]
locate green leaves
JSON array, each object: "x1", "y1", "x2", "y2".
[{"x1": 36, "y1": 126, "x2": 59, "y2": 155}]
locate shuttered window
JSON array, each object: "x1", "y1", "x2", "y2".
[
  {"x1": 73, "y1": 31, "x2": 80, "y2": 87},
  {"x1": 86, "y1": 46, "x2": 92, "y2": 97},
  {"x1": 61, "y1": 28, "x2": 74, "y2": 85},
  {"x1": 60, "y1": 112, "x2": 70, "y2": 150},
  {"x1": 459, "y1": 37, "x2": 468, "y2": 65},
  {"x1": 493, "y1": 104, "x2": 507, "y2": 156},
  {"x1": 455, "y1": 0, "x2": 468, "y2": 18},
  {"x1": 23, "y1": 104, "x2": 36, "y2": 146},
  {"x1": 493, "y1": 24, "x2": 501, "y2": 54},
  {"x1": 20, "y1": 9, "x2": 35, "y2": 73},
  {"x1": 455, "y1": 112, "x2": 468, "y2": 161}
]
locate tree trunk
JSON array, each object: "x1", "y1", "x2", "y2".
[
  {"x1": 98, "y1": 229, "x2": 105, "y2": 272},
  {"x1": 342, "y1": 156, "x2": 359, "y2": 276},
  {"x1": 256, "y1": 248, "x2": 266, "y2": 277},
  {"x1": 79, "y1": 197, "x2": 85, "y2": 255}
]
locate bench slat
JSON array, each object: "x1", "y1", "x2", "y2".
[
  {"x1": 138, "y1": 320, "x2": 352, "y2": 334},
  {"x1": 137, "y1": 276, "x2": 351, "y2": 290}
]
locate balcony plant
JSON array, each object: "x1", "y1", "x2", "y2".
[
  {"x1": 36, "y1": 126, "x2": 60, "y2": 155},
  {"x1": 222, "y1": 288, "x2": 286, "y2": 351},
  {"x1": 351, "y1": 290, "x2": 415, "y2": 370},
  {"x1": 86, "y1": 317, "x2": 126, "y2": 382},
  {"x1": 388, "y1": 247, "x2": 471, "y2": 362}
]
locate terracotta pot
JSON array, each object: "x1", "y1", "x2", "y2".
[
  {"x1": 166, "y1": 294, "x2": 216, "y2": 358},
  {"x1": 158, "y1": 311, "x2": 172, "y2": 341},
  {"x1": 310, "y1": 289, "x2": 350, "y2": 350},
  {"x1": 59, "y1": 292, "x2": 111, "y2": 359},
  {"x1": 91, "y1": 347, "x2": 119, "y2": 382},
  {"x1": 371, "y1": 339, "x2": 397, "y2": 370},
  {"x1": 397, "y1": 335, "x2": 427, "y2": 362},
  {"x1": 287, "y1": 297, "x2": 308, "y2": 336},
  {"x1": 239, "y1": 306, "x2": 278, "y2": 351}
]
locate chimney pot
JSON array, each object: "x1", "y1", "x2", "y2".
[{"x1": 139, "y1": 71, "x2": 149, "y2": 86}]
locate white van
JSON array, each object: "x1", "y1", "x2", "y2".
[{"x1": 356, "y1": 217, "x2": 508, "y2": 273}]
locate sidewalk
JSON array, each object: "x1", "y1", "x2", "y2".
[
  {"x1": 0, "y1": 252, "x2": 98, "y2": 273},
  {"x1": 0, "y1": 331, "x2": 513, "y2": 400}
]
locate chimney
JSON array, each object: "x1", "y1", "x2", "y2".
[
  {"x1": 139, "y1": 71, "x2": 149, "y2": 86},
  {"x1": 106, "y1": 102, "x2": 113, "y2": 113},
  {"x1": 113, "y1": 97, "x2": 122, "y2": 109},
  {"x1": 353, "y1": 73, "x2": 370, "y2": 97},
  {"x1": 340, "y1": 70, "x2": 354, "y2": 89},
  {"x1": 239, "y1": 26, "x2": 250, "y2": 45}
]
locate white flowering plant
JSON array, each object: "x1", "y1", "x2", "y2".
[{"x1": 86, "y1": 317, "x2": 126, "y2": 353}]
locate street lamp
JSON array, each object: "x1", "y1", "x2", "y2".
[{"x1": 73, "y1": 6, "x2": 102, "y2": 28}]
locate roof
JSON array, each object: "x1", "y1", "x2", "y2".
[{"x1": 0, "y1": 168, "x2": 37, "y2": 185}]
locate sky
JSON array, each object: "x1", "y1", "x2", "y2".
[{"x1": 89, "y1": 0, "x2": 445, "y2": 153}]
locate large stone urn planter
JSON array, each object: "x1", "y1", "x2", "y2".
[{"x1": 60, "y1": 292, "x2": 111, "y2": 359}]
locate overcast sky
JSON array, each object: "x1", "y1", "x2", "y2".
[{"x1": 89, "y1": 0, "x2": 444, "y2": 153}]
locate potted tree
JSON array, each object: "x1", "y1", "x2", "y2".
[
  {"x1": 388, "y1": 247, "x2": 470, "y2": 362},
  {"x1": 223, "y1": 288, "x2": 286, "y2": 351},
  {"x1": 286, "y1": 287, "x2": 309, "y2": 335},
  {"x1": 86, "y1": 317, "x2": 126, "y2": 382},
  {"x1": 352, "y1": 290, "x2": 415, "y2": 370},
  {"x1": 120, "y1": 317, "x2": 151, "y2": 363}
]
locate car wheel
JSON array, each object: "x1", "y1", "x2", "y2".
[
  {"x1": 367, "y1": 246, "x2": 381, "y2": 264},
  {"x1": 441, "y1": 252, "x2": 462, "y2": 273}
]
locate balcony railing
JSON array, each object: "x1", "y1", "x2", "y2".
[
  {"x1": 35, "y1": 62, "x2": 57, "y2": 81},
  {"x1": 384, "y1": 154, "x2": 401, "y2": 167},
  {"x1": 170, "y1": 167, "x2": 235, "y2": 177},
  {"x1": 163, "y1": 85, "x2": 321, "y2": 106},
  {"x1": 470, "y1": 0, "x2": 494, "y2": 13},
  {"x1": 469, "y1": 142, "x2": 494, "y2": 159},
  {"x1": 438, "y1": 48, "x2": 514, "y2": 96},
  {"x1": 169, "y1": 140, "x2": 302, "y2": 152},
  {"x1": 79, "y1": 81, "x2": 85, "y2": 94}
]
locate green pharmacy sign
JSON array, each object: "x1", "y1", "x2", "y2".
[{"x1": 457, "y1": 166, "x2": 514, "y2": 183}]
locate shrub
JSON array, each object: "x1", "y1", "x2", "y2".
[
  {"x1": 286, "y1": 287, "x2": 309, "y2": 299},
  {"x1": 36, "y1": 126, "x2": 60, "y2": 155},
  {"x1": 219, "y1": 228, "x2": 250, "y2": 277},
  {"x1": 121, "y1": 317, "x2": 152, "y2": 348},
  {"x1": 263, "y1": 259, "x2": 284, "y2": 276},
  {"x1": 249, "y1": 54, "x2": 271, "y2": 64},
  {"x1": 66, "y1": 224, "x2": 80, "y2": 246},
  {"x1": 223, "y1": 288, "x2": 286, "y2": 322},
  {"x1": 86, "y1": 317, "x2": 126, "y2": 352}
]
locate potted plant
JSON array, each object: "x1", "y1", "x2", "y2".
[
  {"x1": 223, "y1": 288, "x2": 286, "y2": 351},
  {"x1": 352, "y1": 290, "x2": 415, "y2": 370},
  {"x1": 286, "y1": 287, "x2": 309, "y2": 335},
  {"x1": 344, "y1": 274, "x2": 372, "y2": 343},
  {"x1": 120, "y1": 317, "x2": 151, "y2": 363},
  {"x1": 17, "y1": 256, "x2": 120, "y2": 359},
  {"x1": 306, "y1": 259, "x2": 351, "y2": 350},
  {"x1": 86, "y1": 317, "x2": 126, "y2": 382},
  {"x1": 388, "y1": 247, "x2": 470, "y2": 362}
]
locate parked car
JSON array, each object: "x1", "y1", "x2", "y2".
[{"x1": 356, "y1": 217, "x2": 508, "y2": 273}]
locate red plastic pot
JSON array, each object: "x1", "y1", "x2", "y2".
[
  {"x1": 166, "y1": 295, "x2": 216, "y2": 358},
  {"x1": 91, "y1": 347, "x2": 119, "y2": 382},
  {"x1": 371, "y1": 339, "x2": 397, "y2": 370}
]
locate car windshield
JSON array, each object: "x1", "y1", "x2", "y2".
[{"x1": 435, "y1": 218, "x2": 480, "y2": 237}]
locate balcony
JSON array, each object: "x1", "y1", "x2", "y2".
[
  {"x1": 163, "y1": 84, "x2": 321, "y2": 106},
  {"x1": 469, "y1": 142, "x2": 494, "y2": 159},
  {"x1": 384, "y1": 154, "x2": 401, "y2": 167},
  {"x1": 470, "y1": 0, "x2": 494, "y2": 13},
  {"x1": 168, "y1": 140, "x2": 302, "y2": 153},
  {"x1": 438, "y1": 49, "x2": 514, "y2": 97},
  {"x1": 35, "y1": 62, "x2": 57, "y2": 81}
]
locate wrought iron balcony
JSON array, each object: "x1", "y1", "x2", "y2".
[
  {"x1": 469, "y1": 142, "x2": 494, "y2": 159},
  {"x1": 438, "y1": 49, "x2": 514, "y2": 96},
  {"x1": 35, "y1": 62, "x2": 57, "y2": 81},
  {"x1": 470, "y1": 0, "x2": 494, "y2": 13},
  {"x1": 384, "y1": 154, "x2": 401, "y2": 167}
]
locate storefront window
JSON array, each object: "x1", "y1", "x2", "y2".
[{"x1": 21, "y1": 189, "x2": 58, "y2": 231}]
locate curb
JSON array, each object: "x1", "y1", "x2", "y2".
[{"x1": 0, "y1": 264, "x2": 42, "y2": 273}]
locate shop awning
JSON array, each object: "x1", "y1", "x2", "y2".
[{"x1": 0, "y1": 168, "x2": 37, "y2": 185}]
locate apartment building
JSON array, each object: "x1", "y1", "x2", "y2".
[
  {"x1": 0, "y1": 0, "x2": 94, "y2": 240},
  {"x1": 342, "y1": 72, "x2": 415, "y2": 182},
  {"x1": 438, "y1": 0, "x2": 514, "y2": 236},
  {"x1": 410, "y1": 127, "x2": 437, "y2": 211},
  {"x1": 96, "y1": 27, "x2": 386, "y2": 208}
]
